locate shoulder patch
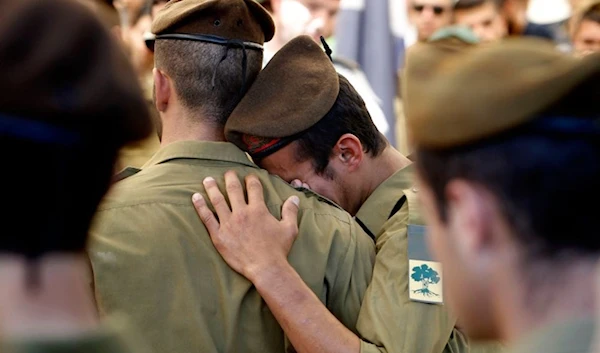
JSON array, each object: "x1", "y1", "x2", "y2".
[
  {"x1": 113, "y1": 167, "x2": 142, "y2": 183},
  {"x1": 404, "y1": 187, "x2": 444, "y2": 304}
]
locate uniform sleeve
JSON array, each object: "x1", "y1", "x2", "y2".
[
  {"x1": 356, "y1": 206, "x2": 460, "y2": 353},
  {"x1": 324, "y1": 216, "x2": 377, "y2": 333}
]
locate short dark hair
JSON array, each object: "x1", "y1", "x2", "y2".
[
  {"x1": 293, "y1": 74, "x2": 387, "y2": 175},
  {"x1": 416, "y1": 81, "x2": 600, "y2": 259},
  {"x1": 583, "y1": 3, "x2": 600, "y2": 25},
  {"x1": 155, "y1": 40, "x2": 263, "y2": 125},
  {"x1": 454, "y1": 0, "x2": 503, "y2": 10}
]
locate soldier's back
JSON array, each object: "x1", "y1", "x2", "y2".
[{"x1": 89, "y1": 141, "x2": 375, "y2": 353}]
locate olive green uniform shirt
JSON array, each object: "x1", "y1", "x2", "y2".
[
  {"x1": 510, "y1": 317, "x2": 594, "y2": 353},
  {"x1": 2, "y1": 317, "x2": 146, "y2": 353},
  {"x1": 354, "y1": 164, "x2": 468, "y2": 353},
  {"x1": 89, "y1": 141, "x2": 375, "y2": 353},
  {"x1": 353, "y1": 164, "x2": 504, "y2": 353}
]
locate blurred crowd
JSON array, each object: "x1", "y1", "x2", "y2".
[
  {"x1": 0, "y1": 1, "x2": 599, "y2": 353},
  {"x1": 80, "y1": 0, "x2": 600, "y2": 165}
]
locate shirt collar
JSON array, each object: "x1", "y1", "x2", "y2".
[
  {"x1": 355, "y1": 164, "x2": 416, "y2": 238},
  {"x1": 511, "y1": 316, "x2": 595, "y2": 353},
  {"x1": 142, "y1": 140, "x2": 258, "y2": 169}
]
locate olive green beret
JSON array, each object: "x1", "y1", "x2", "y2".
[
  {"x1": 402, "y1": 26, "x2": 478, "y2": 141},
  {"x1": 152, "y1": 0, "x2": 274, "y2": 44},
  {"x1": 225, "y1": 35, "x2": 339, "y2": 158},
  {"x1": 428, "y1": 25, "x2": 479, "y2": 45},
  {"x1": 404, "y1": 37, "x2": 600, "y2": 148},
  {"x1": 0, "y1": 0, "x2": 151, "y2": 147}
]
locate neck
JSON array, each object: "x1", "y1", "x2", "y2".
[
  {"x1": 159, "y1": 107, "x2": 226, "y2": 146},
  {"x1": 351, "y1": 146, "x2": 411, "y2": 215},
  {"x1": 495, "y1": 256, "x2": 597, "y2": 343},
  {"x1": 0, "y1": 253, "x2": 98, "y2": 340}
]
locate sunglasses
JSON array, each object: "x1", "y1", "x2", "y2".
[{"x1": 413, "y1": 4, "x2": 447, "y2": 15}]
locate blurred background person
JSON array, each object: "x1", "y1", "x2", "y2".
[
  {"x1": 453, "y1": 0, "x2": 562, "y2": 43},
  {"x1": 112, "y1": 0, "x2": 167, "y2": 173},
  {"x1": 408, "y1": 0, "x2": 455, "y2": 42},
  {"x1": 570, "y1": 0, "x2": 600, "y2": 56},
  {"x1": 0, "y1": 0, "x2": 151, "y2": 351},
  {"x1": 527, "y1": 0, "x2": 572, "y2": 51},
  {"x1": 500, "y1": 0, "x2": 554, "y2": 39},
  {"x1": 453, "y1": 0, "x2": 508, "y2": 42},
  {"x1": 258, "y1": 0, "x2": 390, "y2": 138}
]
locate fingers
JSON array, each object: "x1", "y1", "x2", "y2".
[
  {"x1": 203, "y1": 177, "x2": 232, "y2": 221},
  {"x1": 281, "y1": 196, "x2": 300, "y2": 238},
  {"x1": 192, "y1": 193, "x2": 220, "y2": 235},
  {"x1": 224, "y1": 171, "x2": 246, "y2": 209},
  {"x1": 246, "y1": 174, "x2": 265, "y2": 205},
  {"x1": 291, "y1": 179, "x2": 311, "y2": 190}
]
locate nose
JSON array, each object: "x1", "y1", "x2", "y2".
[{"x1": 420, "y1": 7, "x2": 436, "y2": 20}]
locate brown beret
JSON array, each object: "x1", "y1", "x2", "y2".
[
  {"x1": 225, "y1": 35, "x2": 339, "y2": 157},
  {"x1": 404, "y1": 37, "x2": 600, "y2": 148},
  {"x1": 152, "y1": 0, "x2": 274, "y2": 44},
  {"x1": 0, "y1": 0, "x2": 150, "y2": 147}
]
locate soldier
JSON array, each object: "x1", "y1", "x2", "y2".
[
  {"x1": 255, "y1": 0, "x2": 390, "y2": 137},
  {"x1": 569, "y1": 0, "x2": 600, "y2": 56},
  {"x1": 0, "y1": 0, "x2": 151, "y2": 352},
  {"x1": 191, "y1": 32, "x2": 483, "y2": 353},
  {"x1": 403, "y1": 38, "x2": 600, "y2": 352},
  {"x1": 88, "y1": 1, "x2": 375, "y2": 353}
]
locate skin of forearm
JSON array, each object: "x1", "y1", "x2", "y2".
[{"x1": 250, "y1": 261, "x2": 360, "y2": 353}]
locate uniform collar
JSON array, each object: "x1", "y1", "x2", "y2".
[
  {"x1": 355, "y1": 164, "x2": 416, "y2": 238},
  {"x1": 510, "y1": 316, "x2": 595, "y2": 353},
  {"x1": 143, "y1": 140, "x2": 258, "y2": 169}
]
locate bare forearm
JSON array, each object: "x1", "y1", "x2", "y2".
[{"x1": 250, "y1": 262, "x2": 360, "y2": 353}]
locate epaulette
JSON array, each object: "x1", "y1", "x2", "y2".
[
  {"x1": 401, "y1": 186, "x2": 425, "y2": 225},
  {"x1": 112, "y1": 167, "x2": 142, "y2": 183}
]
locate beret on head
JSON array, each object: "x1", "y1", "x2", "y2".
[
  {"x1": 0, "y1": 0, "x2": 151, "y2": 147},
  {"x1": 404, "y1": 37, "x2": 600, "y2": 149},
  {"x1": 225, "y1": 35, "x2": 339, "y2": 157},
  {"x1": 152, "y1": 0, "x2": 274, "y2": 44},
  {"x1": 402, "y1": 26, "x2": 478, "y2": 143}
]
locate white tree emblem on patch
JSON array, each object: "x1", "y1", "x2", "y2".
[{"x1": 408, "y1": 260, "x2": 443, "y2": 304}]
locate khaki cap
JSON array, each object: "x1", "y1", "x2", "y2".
[
  {"x1": 404, "y1": 37, "x2": 600, "y2": 148},
  {"x1": 151, "y1": 0, "x2": 274, "y2": 46},
  {"x1": 225, "y1": 35, "x2": 339, "y2": 158},
  {"x1": 402, "y1": 26, "x2": 479, "y2": 149}
]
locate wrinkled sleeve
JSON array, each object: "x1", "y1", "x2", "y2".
[
  {"x1": 325, "y1": 215, "x2": 377, "y2": 333},
  {"x1": 357, "y1": 206, "x2": 459, "y2": 353}
]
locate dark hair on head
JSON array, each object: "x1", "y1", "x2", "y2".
[
  {"x1": 293, "y1": 74, "x2": 387, "y2": 175},
  {"x1": 155, "y1": 40, "x2": 263, "y2": 125},
  {"x1": 582, "y1": 3, "x2": 600, "y2": 24},
  {"x1": 415, "y1": 78, "x2": 600, "y2": 260},
  {"x1": 454, "y1": 0, "x2": 503, "y2": 10}
]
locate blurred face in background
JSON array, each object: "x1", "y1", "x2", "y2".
[
  {"x1": 454, "y1": 1, "x2": 508, "y2": 42},
  {"x1": 573, "y1": 19, "x2": 600, "y2": 56},
  {"x1": 409, "y1": 0, "x2": 454, "y2": 41},
  {"x1": 115, "y1": 0, "x2": 167, "y2": 75},
  {"x1": 271, "y1": 0, "x2": 341, "y2": 43}
]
